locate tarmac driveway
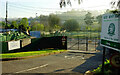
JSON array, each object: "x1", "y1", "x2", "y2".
[{"x1": 2, "y1": 50, "x2": 102, "y2": 74}]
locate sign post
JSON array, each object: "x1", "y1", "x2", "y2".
[
  {"x1": 101, "y1": 13, "x2": 120, "y2": 74},
  {"x1": 101, "y1": 47, "x2": 106, "y2": 74}
]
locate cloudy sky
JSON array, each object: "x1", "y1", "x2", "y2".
[{"x1": 0, "y1": 0, "x2": 112, "y2": 18}]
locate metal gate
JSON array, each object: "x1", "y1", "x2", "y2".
[{"x1": 67, "y1": 32, "x2": 100, "y2": 51}]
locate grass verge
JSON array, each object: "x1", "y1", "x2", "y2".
[{"x1": 0, "y1": 49, "x2": 67, "y2": 59}]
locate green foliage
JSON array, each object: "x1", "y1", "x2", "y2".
[
  {"x1": 39, "y1": 15, "x2": 49, "y2": 31},
  {"x1": 18, "y1": 17, "x2": 29, "y2": 32},
  {"x1": 110, "y1": 9, "x2": 120, "y2": 14},
  {"x1": 48, "y1": 14, "x2": 60, "y2": 30},
  {"x1": 93, "y1": 59, "x2": 113, "y2": 75},
  {"x1": 63, "y1": 19, "x2": 79, "y2": 32},
  {"x1": 1, "y1": 21, "x2": 5, "y2": 28},
  {"x1": 0, "y1": 31, "x2": 30, "y2": 42},
  {"x1": 84, "y1": 12, "x2": 94, "y2": 26},
  {"x1": 93, "y1": 64, "x2": 102, "y2": 73},
  {"x1": 96, "y1": 15, "x2": 102, "y2": 25},
  {"x1": 54, "y1": 25, "x2": 61, "y2": 30},
  {"x1": 11, "y1": 21, "x2": 18, "y2": 29},
  {"x1": 32, "y1": 23, "x2": 44, "y2": 31},
  {"x1": 39, "y1": 15, "x2": 49, "y2": 25},
  {"x1": 2, "y1": 21, "x2": 11, "y2": 29},
  {"x1": 92, "y1": 22, "x2": 101, "y2": 32}
]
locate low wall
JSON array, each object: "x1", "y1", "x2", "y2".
[{"x1": 1, "y1": 36, "x2": 67, "y2": 53}]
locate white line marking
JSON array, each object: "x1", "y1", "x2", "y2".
[{"x1": 15, "y1": 64, "x2": 48, "y2": 73}]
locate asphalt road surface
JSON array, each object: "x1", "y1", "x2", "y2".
[{"x1": 2, "y1": 50, "x2": 102, "y2": 74}]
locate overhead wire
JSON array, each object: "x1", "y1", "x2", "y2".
[
  {"x1": 8, "y1": 2, "x2": 109, "y2": 12},
  {"x1": 6, "y1": 2, "x2": 108, "y2": 18}
]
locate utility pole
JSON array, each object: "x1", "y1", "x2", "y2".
[
  {"x1": 5, "y1": 1, "x2": 8, "y2": 32},
  {"x1": 36, "y1": 13, "x2": 37, "y2": 31},
  {"x1": 5, "y1": 1, "x2": 8, "y2": 41}
]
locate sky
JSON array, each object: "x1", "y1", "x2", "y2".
[{"x1": 0, "y1": 0, "x2": 112, "y2": 18}]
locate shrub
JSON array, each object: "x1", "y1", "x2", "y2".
[{"x1": 92, "y1": 59, "x2": 113, "y2": 75}]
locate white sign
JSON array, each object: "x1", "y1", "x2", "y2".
[
  {"x1": 22, "y1": 39, "x2": 31, "y2": 47},
  {"x1": 8, "y1": 40, "x2": 20, "y2": 50},
  {"x1": 101, "y1": 13, "x2": 120, "y2": 51}
]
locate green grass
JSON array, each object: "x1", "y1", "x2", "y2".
[
  {"x1": 0, "y1": 49, "x2": 66, "y2": 58},
  {"x1": 45, "y1": 31, "x2": 100, "y2": 39}
]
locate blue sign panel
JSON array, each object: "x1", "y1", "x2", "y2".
[{"x1": 30, "y1": 31, "x2": 41, "y2": 38}]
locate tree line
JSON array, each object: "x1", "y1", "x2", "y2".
[{"x1": 1, "y1": 10, "x2": 105, "y2": 33}]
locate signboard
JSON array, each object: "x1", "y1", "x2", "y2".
[
  {"x1": 101, "y1": 13, "x2": 120, "y2": 51},
  {"x1": 21, "y1": 38, "x2": 31, "y2": 47},
  {"x1": 8, "y1": 40, "x2": 20, "y2": 50},
  {"x1": 110, "y1": 53, "x2": 120, "y2": 68},
  {"x1": 30, "y1": 31, "x2": 41, "y2": 38},
  {"x1": 62, "y1": 36, "x2": 66, "y2": 46}
]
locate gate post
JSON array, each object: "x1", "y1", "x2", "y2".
[
  {"x1": 78, "y1": 36, "x2": 79, "y2": 50},
  {"x1": 95, "y1": 37, "x2": 97, "y2": 51},
  {"x1": 86, "y1": 37, "x2": 88, "y2": 51}
]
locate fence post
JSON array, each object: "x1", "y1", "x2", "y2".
[
  {"x1": 78, "y1": 36, "x2": 79, "y2": 50},
  {"x1": 95, "y1": 37, "x2": 96, "y2": 51},
  {"x1": 86, "y1": 37, "x2": 88, "y2": 51}
]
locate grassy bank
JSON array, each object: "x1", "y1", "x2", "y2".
[
  {"x1": 0, "y1": 49, "x2": 66, "y2": 59},
  {"x1": 45, "y1": 31, "x2": 100, "y2": 39}
]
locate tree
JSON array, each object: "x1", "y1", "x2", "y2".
[
  {"x1": 96, "y1": 15, "x2": 102, "y2": 25},
  {"x1": 37, "y1": 24, "x2": 44, "y2": 31},
  {"x1": 40, "y1": 15, "x2": 48, "y2": 25},
  {"x1": 111, "y1": 0, "x2": 120, "y2": 9},
  {"x1": 84, "y1": 12, "x2": 94, "y2": 38},
  {"x1": 11, "y1": 21, "x2": 18, "y2": 29},
  {"x1": 18, "y1": 17, "x2": 30, "y2": 32},
  {"x1": 84, "y1": 12, "x2": 94, "y2": 26},
  {"x1": 32, "y1": 22, "x2": 44, "y2": 31},
  {"x1": 48, "y1": 14, "x2": 60, "y2": 30},
  {"x1": 59, "y1": 0, "x2": 82, "y2": 8},
  {"x1": 2, "y1": 21, "x2": 6, "y2": 29},
  {"x1": 59, "y1": 0, "x2": 120, "y2": 10},
  {"x1": 2, "y1": 21, "x2": 11, "y2": 29},
  {"x1": 63, "y1": 19, "x2": 79, "y2": 32},
  {"x1": 39, "y1": 15, "x2": 49, "y2": 31}
]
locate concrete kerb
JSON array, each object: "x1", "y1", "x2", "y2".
[
  {"x1": 1, "y1": 50, "x2": 68, "y2": 61},
  {"x1": 68, "y1": 50, "x2": 100, "y2": 53}
]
